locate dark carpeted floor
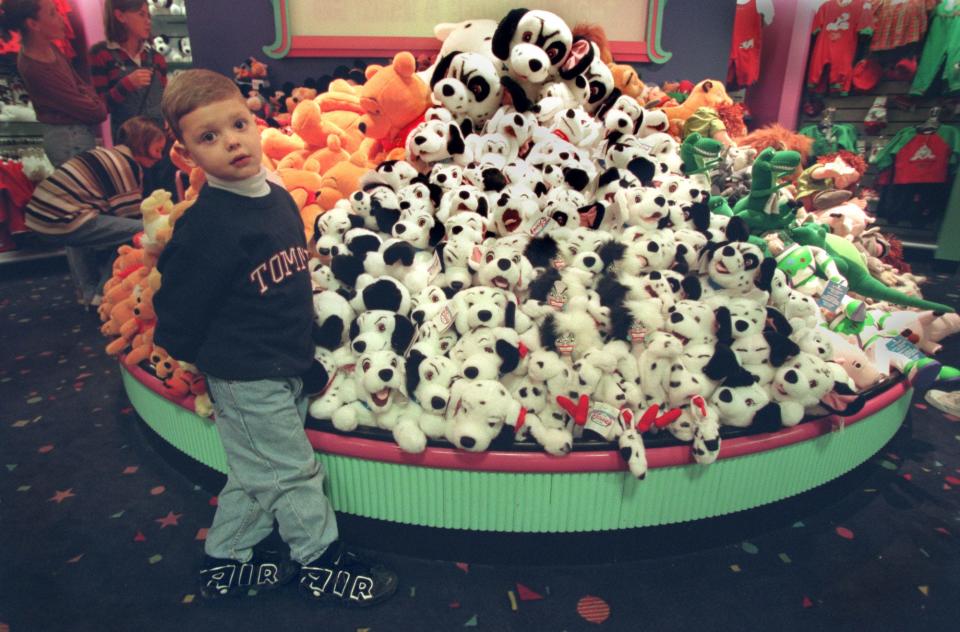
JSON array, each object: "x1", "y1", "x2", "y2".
[{"x1": 3, "y1": 258, "x2": 960, "y2": 632}]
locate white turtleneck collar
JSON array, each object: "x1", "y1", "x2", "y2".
[{"x1": 206, "y1": 167, "x2": 272, "y2": 198}]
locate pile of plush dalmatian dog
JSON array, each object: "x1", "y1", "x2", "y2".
[{"x1": 302, "y1": 9, "x2": 864, "y2": 478}]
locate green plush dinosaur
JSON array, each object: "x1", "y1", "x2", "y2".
[
  {"x1": 680, "y1": 133, "x2": 724, "y2": 177},
  {"x1": 788, "y1": 223, "x2": 955, "y2": 313},
  {"x1": 732, "y1": 147, "x2": 802, "y2": 235}
]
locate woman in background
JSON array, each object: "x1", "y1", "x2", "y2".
[
  {"x1": 90, "y1": 0, "x2": 173, "y2": 194},
  {"x1": 1, "y1": 0, "x2": 107, "y2": 166}
]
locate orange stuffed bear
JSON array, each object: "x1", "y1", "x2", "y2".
[
  {"x1": 659, "y1": 79, "x2": 733, "y2": 138},
  {"x1": 358, "y1": 51, "x2": 432, "y2": 161}
]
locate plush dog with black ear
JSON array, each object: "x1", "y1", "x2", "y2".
[
  {"x1": 430, "y1": 50, "x2": 504, "y2": 132},
  {"x1": 436, "y1": 184, "x2": 490, "y2": 223},
  {"x1": 312, "y1": 207, "x2": 366, "y2": 264},
  {"x1": 753, "y1": 352, "x2": 855, "y2": 432},
  {"x1": 348, "y1": 274, "x2": 412, "y2": 316},
  {"x1": 470, "y1": 238, "x2": 535, "y2": 293},
  {"x1": 331, "y1": 350, "x2": 409, "y2": 432},
  {"x1": 450, "y1": 285, "x2": 532, "y2": 334},
  {"x1": 348, "y1": 183, "x2": 402, "y2": 232},
  {"x1": 698, "y1": 218, "x2": 776, "y2": 307},
  {"x1": 348, "y1": 309, "x2": 416, "y2": 356},
  {"x1": 492, "y1": 9, "x2": 587, "y2": 110},
  {"x1": 715, "y1": 299, "x2": 800, "y2": 385},
  {"x1": 392, "y1": 350, "x2": 459, "y2": 453},
  {"x1": 709, "y1": 359, "x2": 770, "y2": 428},
  {"x1": 450, "y1": 326, "x2": 525, "y2": 381},
  {"x1": 359, "y1": 159, "x2": 421, "y2": 191},
  {"x1": 405, "y1": 118, "x2": 467, "y2": 167}
]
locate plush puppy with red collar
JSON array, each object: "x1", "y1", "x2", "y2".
[
  {"x1": 330, "y1": 349, "x2": 408, "y2": 432},
  {"x1": 637, "y1": 330, "x2": 685, "y2": 411},
  {"x1": 548, "y1": 107, "x2": 604, "y2": 149},
  {"x1": 491, "y1": 9, "x2": 593, "y2": 111},
  {"x1": 429, "y1": 51, "x2": 504, "y2": 134},
  {"x1": 444, "y1": 378, "x2": 526, "y2": 451}
]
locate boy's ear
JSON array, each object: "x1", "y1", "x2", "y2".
[{"x1": 171, "y1": 141, "x2": 197, "y2": 170}]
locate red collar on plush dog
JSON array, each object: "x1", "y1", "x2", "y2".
[
  {"x1": 551, "y1": 129, "x2": 570, "y2": 142},
  {"x1": 514, "y1": 406, "x2": 528, "y2": 433}
]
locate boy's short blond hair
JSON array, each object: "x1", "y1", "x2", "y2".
[{"x1": 161, "y1": 69, "x2": 243, "y2": 140}]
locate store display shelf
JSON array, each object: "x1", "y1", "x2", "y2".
[{"x1": 120, "y1": 364, "x2": 911, "y2": 532}]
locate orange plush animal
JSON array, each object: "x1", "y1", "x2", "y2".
[
  {"x1": 317, "y1": 149, "x2": 373, "y2": 210},
  {"x1": 660, "y1": 79, "x2": 733, "y2": 137},
  {"x1": 358, "y1": 51, "x2": 432, "y2": 161}
]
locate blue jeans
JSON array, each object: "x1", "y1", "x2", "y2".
[
  {"x1": 42, "y1": 123, "x2": 97, "y2": 167},
  {"x1": 204, "y1": 375, "x2": 339, "y2": 565}
]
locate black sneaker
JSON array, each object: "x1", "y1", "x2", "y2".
[
  {"x1": 199, "y1": 550, "x2": 299, "y2": 599},
  {"x1": 298, "y1": 541, "x2": 398, "y2": 607}
]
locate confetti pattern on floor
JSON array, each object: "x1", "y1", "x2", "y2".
[{"x1": 3, "y1": 258, "x2": 960, "y2": 632}]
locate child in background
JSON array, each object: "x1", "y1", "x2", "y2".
[{"x1": 153, "y1": 69, "x2": 397, "y2": 605}]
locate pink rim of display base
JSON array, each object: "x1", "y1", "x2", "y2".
[{"x1": 123, "y1": 360, "x2": 908, "y2": 474}]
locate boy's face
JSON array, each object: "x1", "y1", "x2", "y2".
[{"x1": 174, "y1": 97, "x2": 262, "y2": 181}]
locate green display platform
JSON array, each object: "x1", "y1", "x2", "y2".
[{"x1": 121, "y1": 367, "x2": 911, "y2": 533}]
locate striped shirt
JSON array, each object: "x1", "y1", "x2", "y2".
[
  {"x1": 89, "y1": 41, "x2": 167, "y2": 109},
  {"x1": 25, "y1": 146, "x2": 143, "y2": 235}
]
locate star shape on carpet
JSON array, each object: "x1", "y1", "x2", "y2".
[
  {"x1": 155, "y1": 511, "x2": 183, "y2": 528},
  {"x1": 49, "y1": 489, "x2": 76, "y2": 503}
]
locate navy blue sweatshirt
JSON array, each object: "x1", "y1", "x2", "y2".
[{"x1": 154, "y1": 182, "x2": 314, "y2": 380}]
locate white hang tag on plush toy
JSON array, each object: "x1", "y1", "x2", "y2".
[
  {"x1": 816, "y1": 280, "x2": 848, "y2": 312},
  {"x1": 432, "y1": 305, "x2": 457, "y2": 333},
  {"x1": 885, "y1": 335, "x2": 924, "y2": 361},
  {"x1": 528, "y1": 216, "x2": 553, "y2": 238},
  {"x1": 427, "y1": 250, "x2": 442, "y2": 284},
  {"x1": 548, "y1": 281, "x2": 568, "y2": 310},
  {"x1": 583, "y1": 401, "x2": 622, "y2": 441}
]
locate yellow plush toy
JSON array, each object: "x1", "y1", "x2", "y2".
[{"x1": 358, "y1": 51, "x2": 432, "y2": 161}]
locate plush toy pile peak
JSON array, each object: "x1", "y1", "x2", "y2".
[{"x1": 100, "y1": 9, "x2": 960, "y2": 478}]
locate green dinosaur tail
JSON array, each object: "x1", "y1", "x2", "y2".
[{"x1": 841, "y1": 262, "x2": 956, "y2": 313}]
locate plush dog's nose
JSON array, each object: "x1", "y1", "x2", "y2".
[
  {"x1": 442, "y1": 84, "x2": 455, "y2": 97},
  {"x1": 450, "y1": 280, "x2": 464, "y2": 290},
  {"x1": 460, "y1": 436, "x2": 476, "y2": 449},
  {"x1": 618, "y1": 119, "x2": 627, "y2": 127},
  {"x1": 735, "y1": 320, "x2": 749, "y2": 332},
  {"x1": 478, "y1": 309, "x2": 492, "y2": 321},
  {"x1": 353, "y1": 192, "x2": 363, "y2": 201},
  {"x1": 431, "y1": 396, "x2": 446, "y2": 410},
  {"x1": 353, "y1": 341, "x2": 366, "y2": 352},
  {"x1": 452, "y1": 226, "x2": 463, "y2": 234},
  {"x1": 464, "y1": 367, "x2": 479, "y2": 379},
  {"x1": 395, "y1": 223, "x2": 406, "y2": 233},
  {"x1": 785, "y1": 370, "x2": 798, "y2": 384},
  {"x1": 722, "y1": 246, "x2": 735, "y2": 257},
  {"x1": 649, "y1": 271, "x2": 661, "y2": 279},
  {"x1": 459, "y1": 190, "x2": 470, "y2": 199},
  {"x1": 648, "y1": 242, "x2": 659, "y2": 252},
  {"x1": 415, "y1": 136, "x2": 426, "y2": 145},
  {"x1": 379, "y1": 369, "x2": 394, "y2": 382},
  {"x1": 400, "y1": 201, "x2": 410, "y2": 209},
  {"x1": 528, "y1": 58, "x2": 542, "y2": 72},
  {"x1": 670, "y1": 312, "x2": 683, "y2": 323},
  {"x1": 583, "y1": 256, "x2": 596, "y2": 267},
  {"x1": 497, "y1": 258, "x2": 511, "y2": 271},
  {"x1": 412, "y1": 310, "x2": 425, "y2": 324},
  {"x1": 513, "y1": 114, "x2": 524, "y2": 125},
  {"x1": 437, "y1": 174, "x2": 446, "y2": 182},
  {"x1": 317, "y1": 247, "x2": 330, "y2": 256},
  {"x1": 566, "y1": 109, "x2": 575, "y2": 118}
]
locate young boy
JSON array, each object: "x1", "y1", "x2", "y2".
[{"x1": 153, "y1": 69, "x2": 397, "y2": 605}]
